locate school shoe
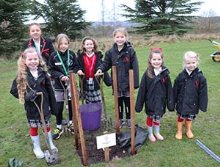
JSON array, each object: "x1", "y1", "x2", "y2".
[
  {"x1": 31, "y1": 135, "x2": 45, "y2": 159},
  {"x1": 52, "y1": 128, "x2": 63, "y2": 140},
  {"x1": 119, "y1": 119, "x2": 124, "y2": 128},
  {"x1": 47, "y1": 130, "x2": 58, "y2": 152},
  {"x1": 126, "y1": 119, "x2": 131, "y2": 128},
  {"x1": 67, "y1": 124, "x2": 74, "y2": 134}
]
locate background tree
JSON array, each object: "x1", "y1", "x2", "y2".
[
  {"x1": 121, "y1": 0, "x2": 202, "y2": 35},
  {"x1": 0, "y1": 0, "x2": 30, "y2": 58},
  {"x1": 30, "y1": 0, "x2": 90, "y2": 39}
]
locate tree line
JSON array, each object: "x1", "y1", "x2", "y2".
[{"x1": 0, "y1": 0, "x2": 202, "y2": 58}]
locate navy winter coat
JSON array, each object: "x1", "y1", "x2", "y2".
[
  {"x1": 23, "y1": 37, "x2": 55, "y2": 66},
  {"x1": 48, "y1": 49, "x2": 78, "y2": 91},
  {"x1": 10, "y1": 68, "x2": 58, "y2": 120},
  {"x1": 135, "y1": 67, "x2": 174, "y2": 117},
  {"x1": 173, "y1": 68, "x2": 208, "y2": 115},
  {"x1": 99, "y1": 42, "x2": 139, "y2": 92}
]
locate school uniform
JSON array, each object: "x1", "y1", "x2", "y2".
[
  {"x1": 99, "y1": 42, "x2": 139, "y2": 124},
  {"x1": 10, "y1": 68, "x2": 58, "y2": 127},
  {"x1": 48, "y1": 49, "x2": 78, "y2": 126},
  {"x1": 23, "y1": 37, "x2": 55, "y2": 66},
  {"x1": 173, "y1": 68, "x2": 208, "y2": 119},
  {"x1": 135, "y1": 67, "x2": 174, "y2": 117},
  {"x1": 77, "y1": 51, "x2": 111, "y2": 103}
]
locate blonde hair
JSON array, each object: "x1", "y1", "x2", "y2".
[
  {"x1": 183, "y1": 51, "x2": 199, "y2": 68},
  {"x1": 56, "y1": 33, "x2": 70, "y2": 50},
  {"x1": 16, "y1": 47, "x2": 45, "y2": 103},
  {"x1": 147, "y1": 48, "x2": 164, "y2": 78},
  {"x1": 80, "y1": 36, "x2": 98, "y2": 53},
  {"x1": 113, "y1": 27, "x2": 128, "y2": 38}
]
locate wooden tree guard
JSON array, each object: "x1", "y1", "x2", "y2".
[
  {"x1": 69, "y1": 72, "x2": 88, "y2": 166},
  {"x1": 129, "y1": 69, "x2": 136, "y2": 155},
  {"x1": 112, "y1": 66, "x2": 120, "y2": 134}
]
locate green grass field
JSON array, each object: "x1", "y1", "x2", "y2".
[{"x1": 0, "y1": 40, "x2": 219, "y2": 167}]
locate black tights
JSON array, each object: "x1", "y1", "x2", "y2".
[
  {"x1": 56, "y1": 100, "x2": 73, "y2": 125},
  {"x1": 118, "y1": 97, "x2": 130, "y2": 120}
]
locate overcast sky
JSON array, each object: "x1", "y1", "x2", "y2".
[
  {"x1": 34, "y1": 0, "x2": 220, "y2": 23},
  {"x1": 79, "y1": 0, "x2": 220, "y2": 21}
]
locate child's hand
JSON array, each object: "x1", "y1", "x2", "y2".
[
  {"x1": 95, "y1": 69, "x2": 103, "y2": 76},
  {"x1": 61, "y1": 76, "x2": 69, "y2": 82},
  {"x1": 77, "y1": 70, "x2": 84, "y2": 76}
]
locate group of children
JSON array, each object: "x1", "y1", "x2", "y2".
[{"x1": 10, "y1": 23, "x2": 208, "y2": 159}]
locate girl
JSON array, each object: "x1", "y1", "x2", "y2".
[
  {"x1": 96, "y1": 27, "x2": 139, "y2": 128},
  {"x1": 10, "y1": 47, "x2": 58, "y2": 159},
  {"x1": 77, "y1": 36, "x2": 111, "y2": 104},
  {"x1": 23, "y1": 23, "x2": 55, "y2": 66},
  {"x1": 135, "y1": 48, "x2": 174, "y2": 142},
  {"x1": 48, "y1": 33, "x2": 78, "y2": 140},
  {"x1": 174, "y1": 51, "x2": 208, "y2": 140}
]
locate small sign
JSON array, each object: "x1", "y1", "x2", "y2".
[{"x1": 96, "y1": 133, "x2": 116, "y2": 149}]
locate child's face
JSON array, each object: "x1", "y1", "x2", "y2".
[
  {"x1": 29, "y1": 25, "x2": 41, "y2": 40},
  {"x1": 83, "y1": 39, "x2": 94, "y2": 53},
  {"x1": 150, "y1": 53, "x2": 163, "y2": 69},
  {"x1": 59, "y1": 38, "x2": 69, "y2": 53},
  {"x1": 25, "y1": 52, "x2": 39, "y2": 70},
  {"x1": 184, "y1": 57, "x2": 198, "y2": 72},
  {"x1": 114, "y1": 32, "x2": 126, "y2": 47}
]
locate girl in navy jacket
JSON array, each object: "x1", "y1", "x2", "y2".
[
  {"x1": 96, "y1": 27, "x2": 139, "y2": 128},
  {"x1": 174, "y1": 51, "x2": 208, "y2": 139},
  {"x1": 135, "y1": 48, "x2": 174, "y2": 142},
  {"x1": 10, "y1": 47, "x2": 58, "y2": 159}
]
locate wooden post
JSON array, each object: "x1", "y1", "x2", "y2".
[
  {"x1": 112, "y1": 66, "x2": 120, "y2": 133},
  {"x1": 104, "y1": 147, "x2": 110, "y2": 162},
  {"x1": 69, "y1": 72, "x2": 79, "y2": 149},
  {"x1": 69, "y1": 72, "x2": 88, "y2": 166},
  {"x1": 129, "y1": 69, "x2": 136, "y2": 155}
]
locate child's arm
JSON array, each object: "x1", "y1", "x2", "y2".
[
  {"x1": 135, "y1": 72, "x2": 147, "y2": 113},
  {"x1": 199, "y1": 76, "x2": 208, "y2": 112},
  {"x1": 166, "y1": 75, "x2": 174, "y2": 111},
  {"x1": 130, "y1": 49, "x2": 139, "y2": 89},
  {"x1": 10, "y1": 79, "x2": 19, "y2": 98}
]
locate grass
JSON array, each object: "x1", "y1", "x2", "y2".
[{"x1": 0, "y1": 39, "x2": 220, "y2": 167}]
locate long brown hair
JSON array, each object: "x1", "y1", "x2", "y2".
[
  {"x1": 147, "y1": 48, "x2": 164, "y2": 78},
  {"x1": 16, "y1": 47, "x2": 46, "y2": 103},
  {"x1": 80, "y1": 36, "x2": 98, "y2": 53}
]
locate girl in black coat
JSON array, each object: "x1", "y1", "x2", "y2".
[
  {"x1": 96, "y1": 27, "x2": 139, "y2": 128},
  {"x1": 174, "y1": 51, "x2": 208, "y2": 140},
  {"x1": 10, "y1": 47, "x2": 58, "y2": 159},
  {"x1": 135, "y1": 48, "x2": 174, "y2": 142},
  {"x1": 48, "y1": 33, "x2": 78, "y2": 140},
  {"x1": 77, "y1": 36, "x2": 111, "y2": 104},
  {"x1": 22, "y1": 23, "x2": 55, "y2": 66}
]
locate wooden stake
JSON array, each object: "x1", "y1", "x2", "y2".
[
  {"x1": 112, "y1": 66, "x2": 120, "y2": 133},
  {"x1": 104, "y1": 147, "x2": 110, "y2": 162},
  {"x1": 69, "y1": 72, "x2": 88, "y2": 166},
  {"x1": 129, "y1": 69, "x2": 136, "y2": 155}
]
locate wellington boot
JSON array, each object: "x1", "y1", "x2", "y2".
[
  {"x1": 31, "y1": 135, "x2": 45, "y2": 159},
  {"x1": 148, "y1": 126, "x2": 156, "y2": 142},
  {"x1": 185, "y1": 120, "x2": 194, "y2": 139},
  {"x1": 175, "y1": 121, "x2": 183, "y2": 140},
  {"x1": 154, "y1": 125, "x2": 164, "y2": 141},
  {"x1": 47, "y1": 130, "x2": 58, "y2": 152}
]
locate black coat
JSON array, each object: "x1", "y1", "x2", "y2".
[
  {"x1": 135, "y1": 67, "x2": 174, "y2": 117},
  {"x1": 173, "y1": 68, "x2": 208, "y2": 115},
  {"x1": 77, "y1": 51, "x2": 112, "y2": 91},
  {"x1": 22, "y1": 37, "x2": 55, "y2": 66},
  {"x1": 48, "y1": 49, "x2": 78, "y2": 90},
  {"x1": 10, "y1": 68, "x2": 58, "y2": 120},
  {"x1": 99, "y1": 42, "x2": 139, "y2": 92}
]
